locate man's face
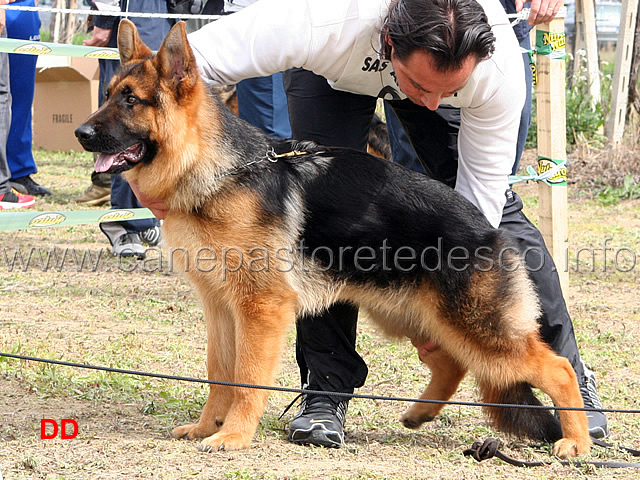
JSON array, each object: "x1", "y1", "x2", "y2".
[{"x1": 390, "y1": 48, "x2": 477, "y2": 111}]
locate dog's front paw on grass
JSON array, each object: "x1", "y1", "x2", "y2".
[
  {"x1": 199, "y1": 432, "x2": 251, "y2": 452},
  {"x1": 400, "y1": 406, "x2": 438, "y2": 429},
  {"x1": 551, "y1": 437, "x2": 590, "y2": 459},
  {"x1": 171, "y1": 422, "x2": 219, "y2": 440}
]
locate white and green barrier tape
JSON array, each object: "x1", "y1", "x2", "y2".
[
  {"x1": 509, "y1": 157, "x2": 567, "y2": 186},
  {"x1": 535, "y1": 30, "x2": 566, "y2": 60},
  {"x1": 0, "y1": 208, "x2": 155, "y2": 232},
  {"x1": 0, "y1": 37, "x2": 120, "y2": 59}
]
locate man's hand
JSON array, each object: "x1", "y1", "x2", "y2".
[
  {"x1": 83, "y1": 25, "x2": 112, "y2": 47},
  {"x1": 410, "y1": 338, "x2": 440, "y2": 364},
  {"x1": 516, "y1": 0, "x2": 562, "y2": 26},
  {"x1": 129, "y1": 180, "x2": 170, "y2": 219}
]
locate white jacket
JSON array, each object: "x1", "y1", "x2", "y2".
[{"x1": 188, "y1": 0, "x2": 525, "y2": 228}]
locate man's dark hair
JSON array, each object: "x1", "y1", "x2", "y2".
[{"x1": 381, "y1": 0, "x2": 496, "y2": 71}]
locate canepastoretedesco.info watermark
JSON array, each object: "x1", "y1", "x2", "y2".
[{"x1": 1, "y1": 238, "x2": 637, "y2": 275}]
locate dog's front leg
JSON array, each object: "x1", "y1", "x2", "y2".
[
  {"x1": 198, "y1": 292, "x2": 297, "y2": 451},
  {"x1": 172, "y1": 298, "x2": 236, "y2": 441}
]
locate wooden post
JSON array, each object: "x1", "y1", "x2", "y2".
[
  {"x1": 535, "y1": 14, "x2": 569, "y2": 294},
  {"x1": 51, "y1": 0, "x2": 63, "y2": 43},
  {"x1": 582, "y1": 0, "x2": 601, "y2": 105},
  {"x1": 65, "y1": 0, "x2": 78, "y2": 44},
  {"x1": 629, "y1": 2, "x2": 640, "y2": 116},
  {"x1": 573, "y1": 0, "x2": 601, "y2": 105},
  {"x1": 606, "y1": 0, "x2": 639, "y2": 144}
]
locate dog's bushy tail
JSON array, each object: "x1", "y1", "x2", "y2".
[{"x1": 479, "y1": 381, "x2": 563, "y2": 442}]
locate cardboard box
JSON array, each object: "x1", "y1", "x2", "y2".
[{"x1": 33, "y1": 56, "x2": 100, "y2": 152}]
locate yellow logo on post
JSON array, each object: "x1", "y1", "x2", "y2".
[{"x1": 537, "y1": 157, "x2": 567, "y2": 186}]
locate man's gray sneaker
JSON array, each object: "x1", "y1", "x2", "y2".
[
  {"x1": 112, "y1": 233, "x2": 146, "y2": 259},
  {"x1": 581, "y1": 362, "x2": 609, "y2": 439},
  {"x1": 288, "y1": 395, "x2": 348, "y2": 448}
]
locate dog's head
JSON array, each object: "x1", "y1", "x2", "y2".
[{"x1": 74, "y1": 19, "x2": 201, "y2": 175}]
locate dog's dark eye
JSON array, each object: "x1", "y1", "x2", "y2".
[{"x1": 126, "y1": 95, "x2": 137, "y2": 105}]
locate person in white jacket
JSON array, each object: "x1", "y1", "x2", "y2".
[{"x1": 136, "y1": 0, "x2": 608, "y2": 447}]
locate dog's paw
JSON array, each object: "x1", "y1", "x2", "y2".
[
  {"x1": 400, "y1": 410, "x2": 435, "y2": 430},
  {"x1": 552, "y1": 436, "x2": 591, "y2": 459},
  {"x1": 171, "y1": 422, "x2": 219, "y2": 440},
  {"x1": 551, "y1": 438, "x2": 581, "y2": 459},
  {"x1": 199, "y1": 432, "x2": 251, "y2": 452}
]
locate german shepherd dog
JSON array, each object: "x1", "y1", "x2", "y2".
[{"x1": 75, "y1": 20, "x2": 590, "y2": 458}]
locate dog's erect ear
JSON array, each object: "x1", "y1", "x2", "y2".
[
  {"x1": 118, "y1": 18, "x2": 153, "y2": 65},
  {"x1": 155, "y1": 21, "x2": 199, "y2": 96}
]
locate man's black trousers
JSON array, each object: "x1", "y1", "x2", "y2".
[{"x1": 283, "y1": 68, "x2": 584, "y2": 395}]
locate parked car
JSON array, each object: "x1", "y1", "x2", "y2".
[{"x1": 565, "y1": 0, "x2": 622, "y2": 44}]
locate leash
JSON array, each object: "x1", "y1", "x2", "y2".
[
  {"x1": 216, "y1": 147, "x2": 318, "y2": 180},
  {"x1": 592, "y1": 438, "x2": 640, "y2": 457},
  {"x1": 463, "y1": 437, "x2": 640, "y2": 469}
]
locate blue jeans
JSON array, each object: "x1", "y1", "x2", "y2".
[
  {"x1": 237, "y1": 74, "x2": 291, "y2": 139},
  {"x1": 6, "y1": 0, "x2": 40, "y2": 180}
]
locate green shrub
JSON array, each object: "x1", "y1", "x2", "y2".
[{"x1": 526, "y1": 51, "x2": 613, "y2": 149}]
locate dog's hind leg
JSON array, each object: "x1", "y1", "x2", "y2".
[
  {"x1": 198, "y1": 291, "x2": 297, "y2": 451},
  {"x1": 400, "y1": 349, "x2": 467, "y2": 429},
  {"x1": 523, "y1": 340, "x2": 591, "y2": 458},
  {"x1": 172, "y1": 298, "x2": 236, "y2": 441}
]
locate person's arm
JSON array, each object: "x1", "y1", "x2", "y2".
[
  {"x1": 455, "y1": 59, "x2": 525, "y2": 228},
  {"x1": 83, "y1": 0, "x2": 119, "y2": 46},
  {"x1": 187, "y1": 0, "x2": 312, "y2": 85},
  {"x1": 83, "y1": 25, "x2": 112, "y2": 46},
  {"x1": 187, "y1": 0, "x2": 359, "y2": 86}
]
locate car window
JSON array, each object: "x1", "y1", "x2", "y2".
[{"x1": 597, "y1": 4, "x2": 621, "y2": 23}]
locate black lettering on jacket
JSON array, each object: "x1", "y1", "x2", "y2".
[{"x1": 362, "y1": 56, "x2": 389, "y2": 72}]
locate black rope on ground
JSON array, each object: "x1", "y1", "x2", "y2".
[
  {"x1": 2, "y1": 351, "x2": 640, "y2": 414},
  {"x1": 463, "y1": 438, "x2": 640, "y2": 468}
]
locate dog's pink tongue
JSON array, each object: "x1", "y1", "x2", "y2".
[{"x1": 95, "y1": 153, "x2": 118, "y2": 173}]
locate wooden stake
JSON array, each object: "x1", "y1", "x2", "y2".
[
  {"x1": 65, "y1": 0, "x2": 78, "y2": 44},
  {"x1": 535, "y1": 16, "x2": 569, "y2": 294},
  {"x1": 606, "y1": 0, "x2": 639, "y2": 144},
  {"x1": 573, "y1": 0, "x2": 601, "y2": 106}
]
